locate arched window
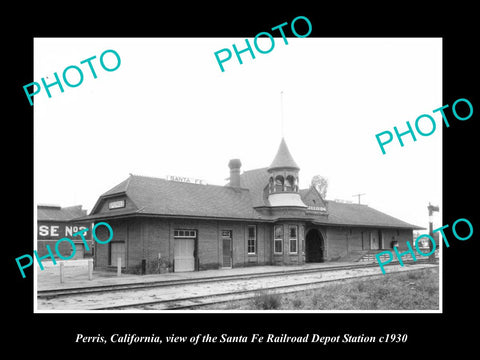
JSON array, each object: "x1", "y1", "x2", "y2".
[
  {"x1": 286, "y1": 175, "x2": 296, "y2": 191},
  {"x1": 275, "y1": 175, "x2": 284, "y2": 192}
]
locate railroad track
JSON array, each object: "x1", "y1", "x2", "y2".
[
  {"x1": 37, "y1": 261, "x2": 438, "y2": 311},
  {"x1": 37, "y1": 259, "x2": 433, "y2": 299},
  {"x1": 94, "y1": 264, "x2": 437, "y2": 310}
]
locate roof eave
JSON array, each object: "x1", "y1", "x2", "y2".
[
  {"x1": 311, "y1": 220, "x2": 425, "y2": 230},
  {"x1": 76, "y1": 212, "x2": 273, "y2": 223}
]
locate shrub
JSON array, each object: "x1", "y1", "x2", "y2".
[
  {"x1": 251, "y1": 291, "x2": 282, "y2": 310},
  {"x1": 125, "y1": 258, "x2": 171, "y2": 275},
  {"x1": 292, "y1": 298, "x2": 304, "y2": 309}
]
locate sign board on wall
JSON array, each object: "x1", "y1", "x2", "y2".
[
  {"x1": 108, "y1": 199, "x2": 126, "y2": 209},
  {"x1": 166, "y1": 175, "x2": 206, "y2": 185},
  {"x1": 37, "y1": 222, "x2": 92, "y2": 240}
]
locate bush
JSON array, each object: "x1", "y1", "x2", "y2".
[
  {"x1": 125, "y1": 258, "x2": 171, "y2": 275},
  {"x1": 146, "y1": 258, "x2": 171, "y2": 274},
  {"x1": 251, "y1": 291, "x2": 282, "y2": 310},
  {"x1": 292, "y1": 298, "x2": 304, "y2": 309}
]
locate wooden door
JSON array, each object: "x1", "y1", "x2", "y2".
[
  {"x1": 222, "y1": 230, "x2": 232, "y2": 268},
  {"x1": 174, "y1": 238, "x2": 195, "y2": 272}
]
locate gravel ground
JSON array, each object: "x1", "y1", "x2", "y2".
[{"x1": 36, "y1": 263, "x2": 438, "y2": 311}]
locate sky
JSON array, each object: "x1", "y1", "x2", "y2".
[{"x1": 34, "y1": 37, "x2": 442, "y2": 231}]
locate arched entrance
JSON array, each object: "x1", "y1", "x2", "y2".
[{"x1": 305, "y1": 228, "x2": 324, "y2": 263}]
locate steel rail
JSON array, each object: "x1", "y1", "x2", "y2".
[
  {"x1": 38, "y1": 259, "x2": 434, "y2": 299},
  {"x1": 93, "y1": 265, "x2": 437, "y2": 310}
]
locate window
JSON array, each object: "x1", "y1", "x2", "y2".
[
  {"x1": 248, "y1": 225, "x2": 256, "y2": 254},
  {"x1": 174, "y1": 229, "x2": 197, "y2": 238},
  {"x1": 289, "y1": 226, "x2": 298, "y2": 254},
  {"x1": 274, "y1": 225, "x2": 283, "y2": 254},
  {"x1": 109, "y1": 242, "x2": 125, "y2": 266},
  {"x1": 285, "y1": 176, "x2": 295, "y2": 191},
  {"x1": 275, "y1": 176, "x2": 284, "y2": 192}
]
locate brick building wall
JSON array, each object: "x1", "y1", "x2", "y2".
[
  {"x1": 94, "y1": 217, "x2": 275, "y2": 274},
  {"x1": 324, "y1": 226, "x2": 414, "y2": 261},
  {"x1": 93, "y1": 217, "x2": 415, "y2": 274},
  {"x1": 392, "y1": 228, "x2": 414, "y2": 250}
]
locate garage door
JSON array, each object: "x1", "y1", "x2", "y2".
[{"x1": 174, "y1": 238, "x2": 195, "y2": 272}]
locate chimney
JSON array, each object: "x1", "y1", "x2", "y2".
[{"x1": 228, "y1": 159, "x2": 242, "y2": 188}]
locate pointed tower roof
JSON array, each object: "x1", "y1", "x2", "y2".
[{"x1": 268, "y1": 138, "x2": 300, "y2": 171}]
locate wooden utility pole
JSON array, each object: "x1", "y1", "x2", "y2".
[{"x1": 352, "y1": 193, "x2": 366, "y2": 204}]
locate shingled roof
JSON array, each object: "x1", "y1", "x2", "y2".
[
  {"x1": 268, "y1": 138, "x2": 300, "y2": 170},
  {"x1": 37, "y1": 204, "x2": 87, "y2": 221},
  {"x1": 239, "y1": 167, "x2": 270, "y2": 207},
  {"x1": 83, "y1": 172, "x2": 422, "y2": 229},
  {"x1": 318, "y1": 201, "x2": 421, "y2": 229},
  {"x1": 89, "y1": 174, "x2": 262, "y2": 220}
]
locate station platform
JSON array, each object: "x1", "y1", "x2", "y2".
[{"x1": 36, "y1": 258, "x2": 372, "y2": 292}]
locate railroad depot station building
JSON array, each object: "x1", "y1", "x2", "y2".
[{"x1": 78, "y1": 138, "x2": 423, "y2": 274}]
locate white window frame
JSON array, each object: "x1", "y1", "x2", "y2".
[
  {"x1": 247, "y1": 225, "x2": 256, "y2": 255},
  {"x1": 174, "y1": 229, "x2": 197, "y2": 238},
  {"x1": 274, "y1": 225, "x2": 283, "y2": 254},
  {"x1": 289, "y1": 225, "x2": 298, "y2": 254}
]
